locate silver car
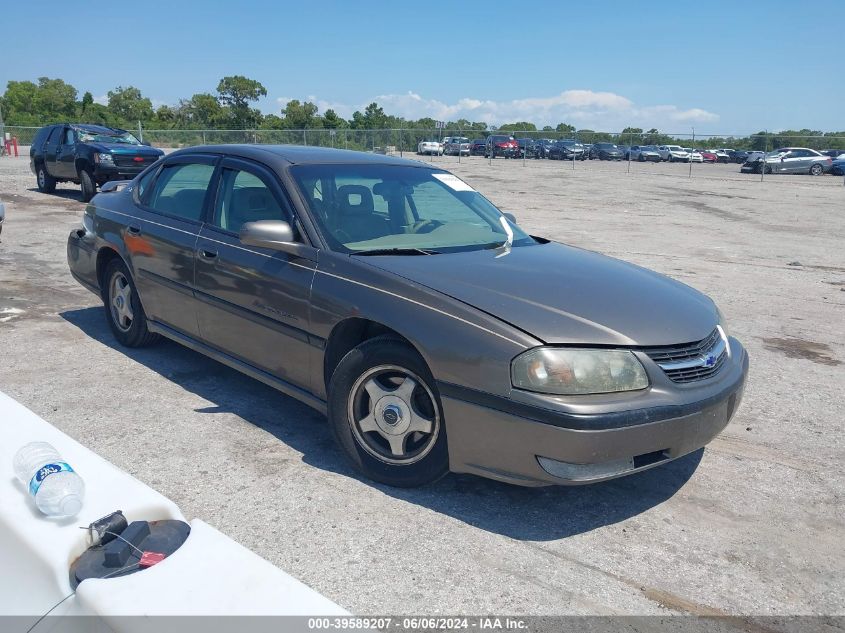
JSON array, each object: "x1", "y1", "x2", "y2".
[{"x1": 751, "y1": 147, "x2": 833, "y2": 175}]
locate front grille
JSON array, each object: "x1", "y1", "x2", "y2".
[
  {"x1": 113, "y1": 155, "x2": 157, "y2": 168},
  {"x1": 644, "y1": 328, "x2": 727, "y2": 383}
]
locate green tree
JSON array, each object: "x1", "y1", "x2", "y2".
[
  {"x1": 107, "y1": 86, "x2": 153, "y2": 123},
  {"x1": 351, "y1": 102, "x2": 387, "y2": 129},
  {"x1": 216, "y1": 75, "x2": 267, "y2": 128},
  {"x1": 0, "y1": 78, "x2": 77, "y2": 124},
  {"x1": 321, "y1": 108, "x2": 346, "y2": 129},
  {"x1": 555, "y1": 123, "x2": 575, "y2": 134},
  {"x1": 180, "y1": 93, "x2": 224, "y2": 127},
  {"x1": 499, "y1": 122, "x2": 536, "y2": 132},
  {"x1": 280, "y1": 99, "x2": 319, "y2": 128},
  {"x1": 80, "y1": 91, "x2": 94, "y2": 114}
]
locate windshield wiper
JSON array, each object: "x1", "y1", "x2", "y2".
[{"x1": 353, "y1": 247, "x2": 441, "y2": 256}]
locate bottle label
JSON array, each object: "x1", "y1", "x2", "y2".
[{"x1": 29, "y1": 462, "x2": 75, "y2": 496}]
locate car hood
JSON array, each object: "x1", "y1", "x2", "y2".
[
  {"x1": 88, "y1": 142, "x2": 163, "y2": 156},
  {"x1": 361, "y1": 241, "x2": 717, "y2": 346}
]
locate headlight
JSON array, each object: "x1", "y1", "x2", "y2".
[
  {"x1": 511, "y1": 348, "x2": 649, "y2": 395},
  {"x1": 716, "y1": 306, "x2": 731, "y2": 354},
  {"x1": 82, "y1": 210, "x2": 94, "y2": 234},
  {"x1": 95, "y1": 152, "x2": 114, "y2": 164}
]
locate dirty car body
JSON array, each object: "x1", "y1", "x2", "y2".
[{"x1": 67, "y1": 145, "x2": 748, "y2": 487}]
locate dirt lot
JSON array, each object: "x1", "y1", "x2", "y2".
[{"x1": 0, "y1": 152, "x2": 843, "y2": 618}]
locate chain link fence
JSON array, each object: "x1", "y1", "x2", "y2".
[{"x1": 4, "y1": 125, "x2": 844, "y2": 184}]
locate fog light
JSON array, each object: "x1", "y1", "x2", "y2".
[{"x1": 537, "y1": 455, "x2": 635, "y2": 481}]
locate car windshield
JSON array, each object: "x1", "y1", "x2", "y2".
[
  {"x1": 77, "y1": 130, "x2": 141, "y2": 145},
  {"x1": 667, "y1": 146, "x2": 684, "y2": 151},
  {"x1": 290, "y1": 164, "x2": 536, "y2": 254},
  {"x1": 596, "y1": 143, "x2": 616, "y2": 149}
]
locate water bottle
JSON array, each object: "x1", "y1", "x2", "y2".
[{"x1": 13, "y1": 442, "x2": 85, "y2": 517}]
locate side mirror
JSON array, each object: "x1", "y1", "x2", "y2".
[
  {"x1": 239, "y1": 220, "x2": 296, "y2": 251},
  {"x1": 503, "y1": 212, "x2": 517, "y2": 224},
  {"x1": 141, "y1": 140, "x2": 151, "y2": 146}
]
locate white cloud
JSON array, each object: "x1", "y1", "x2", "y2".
[
  {"x1": 94, "y1": 94, "x2": 108, "y2": 105},
  {"x1": 269, "y1": 89, "x2": 719, "y2": 131}
]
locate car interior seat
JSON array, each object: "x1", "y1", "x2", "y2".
[{"x1": 333, "y1": 184, "x2": 390, "y2": 243}]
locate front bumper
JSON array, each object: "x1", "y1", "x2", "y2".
[{"x1": 441, "y1": 340, "x2": 748, "y2": 486}]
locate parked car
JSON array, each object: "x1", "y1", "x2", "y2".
[
  {"x1": 830, "y1": 158, "x2": 845, "y2": 175},
  {"x1": 29, "y1": 124, "x2": 164, "y2": 202},
  {"x1": 485, "y1": 135, "x2": 519, "y2": 158},
  {"x1": 684, "y1": 148, "x2": 704, "y2": 163},
  {"x1": 711, "y1": 149, "x2": 731, "y2": 164},
  {"x1": 532, "y1": 139, "x2": 556, "y2": 159},
  {"x1": 820, "y1": 149, "x2": 845, "y2": 160},
  {"x1": 627, "y1": 145, "x2": 662, "y2": 162},
  {"x1": 516, "y1": 138, "x2": 535, "y2": 158},
  {"x1": 548, "y1": 140, "x2": 587, "y2": 160},
  {"x1": 656, "y1": 145, "x2": 690, "y2": 162},
  {"x1": 740, "y1": 147, "x2": 832, "y2": 175},
  {"x1": 698, "y1": 150, "x2": 717, "y2": 163},
  {"x1": 731, "y1": 150, "x2": 751, "y2": 164},
  {"x1": 417, "y1": 140, "x2": 443, "y2": 156},
  {"x1": 444, "y1": 137, "x2": 471, "y2": 156},
  {"x1": 590, "y1": 143, "x2": 624, "y2": 160},
  {"x1": 469, "y1": 139, "x2": 487, "y2": 156},
  {"x1": 66, "y1": 144, "x2": 747, "y2": 487}
]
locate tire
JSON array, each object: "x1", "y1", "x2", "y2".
[
  {"x1": 103, "y1": 259, "x2": 159, "y2": 348},
  {"x1": 328, "y1": 336, "x2": 449, "y2": 487},
  {"x1": 638, "y1": 154, "x2": 645, "y2": 162},
  {"x1": 36, "y1": 164, "x2": 56, "y2": 194},
  {"x1": 809, "y1": 164, "x2": 823, "y2": 176},
  {"x1": 80, "y1": 168, "x2": 97, "y2": 202}
]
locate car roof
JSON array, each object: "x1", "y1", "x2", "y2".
[
  {"x1": 71, "y1": 124, "x2": 124, "y2": 134},
  {"x1": 167, "y1": 144, "x2": 431, "y2": 168}
]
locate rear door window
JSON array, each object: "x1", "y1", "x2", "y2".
[{"x1": 147, "y1": 162, "x2": 215, "y2": 222}]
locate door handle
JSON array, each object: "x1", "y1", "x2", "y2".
[
  {"x1": 127, "y1": 225, "x2": 141, "y2": 236},
  {"x1": 199, "y1": 249, "x2": 218, "y2": 260}
]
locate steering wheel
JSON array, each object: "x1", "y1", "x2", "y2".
[{"x1": 410, "y1": 219, "x2": 443, "y2": 234}]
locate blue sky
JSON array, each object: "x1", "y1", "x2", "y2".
[{"x1": 3, "y1": 0, "x2": 842, "y2": 133}]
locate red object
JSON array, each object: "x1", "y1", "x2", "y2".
[
  {"x1": 139, "y1": 551, "x2": 166, "y2": 568},
  {"x1": 133, "y1": 156, "x2": 144, "y2": 162},
  {"x1": 700, "y1": 151, "x2": 717, "y2": 163}
]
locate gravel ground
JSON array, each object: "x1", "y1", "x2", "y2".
[{"x1": 0, "y1": 151, "x2": 843, "y2": 619}]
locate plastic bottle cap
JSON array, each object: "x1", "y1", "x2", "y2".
[{"x1": 60, "y1": 495, "x2": 83, "y2": 517}]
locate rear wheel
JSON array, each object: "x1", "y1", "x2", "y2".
[
  {"x1": 328, "y1": 336, "x2": 449, "y2": 487},
  {"x1": 36, "y1": 164, "x2": 56, "y2": 194},
  {"x1": 809, "y1": 164, "x2": 823, "y2": 176},
  {"x1": 103, "y1": 259, "x2": 159, "y2": 348},
  {"x1": 80, "y1": 168, "x2": 97, "y2": 202}
]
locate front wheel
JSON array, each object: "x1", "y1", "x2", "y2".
[
  {"x1": 328, "y1": 337, "x2": 449, "y2": 487},
  {"x1": 80, "y1": 168, "x2": 97, "y2": 202},
  {"x1": 36, "y1": 164, "x2": 56, "y2": 193}
]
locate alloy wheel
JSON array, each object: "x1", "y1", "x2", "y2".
[
  {"x1": 347, "y1": 364, "x2": 440, "y2": 465},
  {"x1": 109, "y1": 271, "x2": 134, "y2": 332}
]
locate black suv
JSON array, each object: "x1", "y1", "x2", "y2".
[{"x1": 30, "y1": 124, "x2": 164, "y2": 201}]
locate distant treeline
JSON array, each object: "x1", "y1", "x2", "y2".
[{"x1": 2, "y1": 76, "x2": 843, "y2": 151}]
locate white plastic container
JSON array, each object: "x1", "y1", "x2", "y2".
[{"x1": 13, "y1": 441, "x2": 85, "y2": 517}]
